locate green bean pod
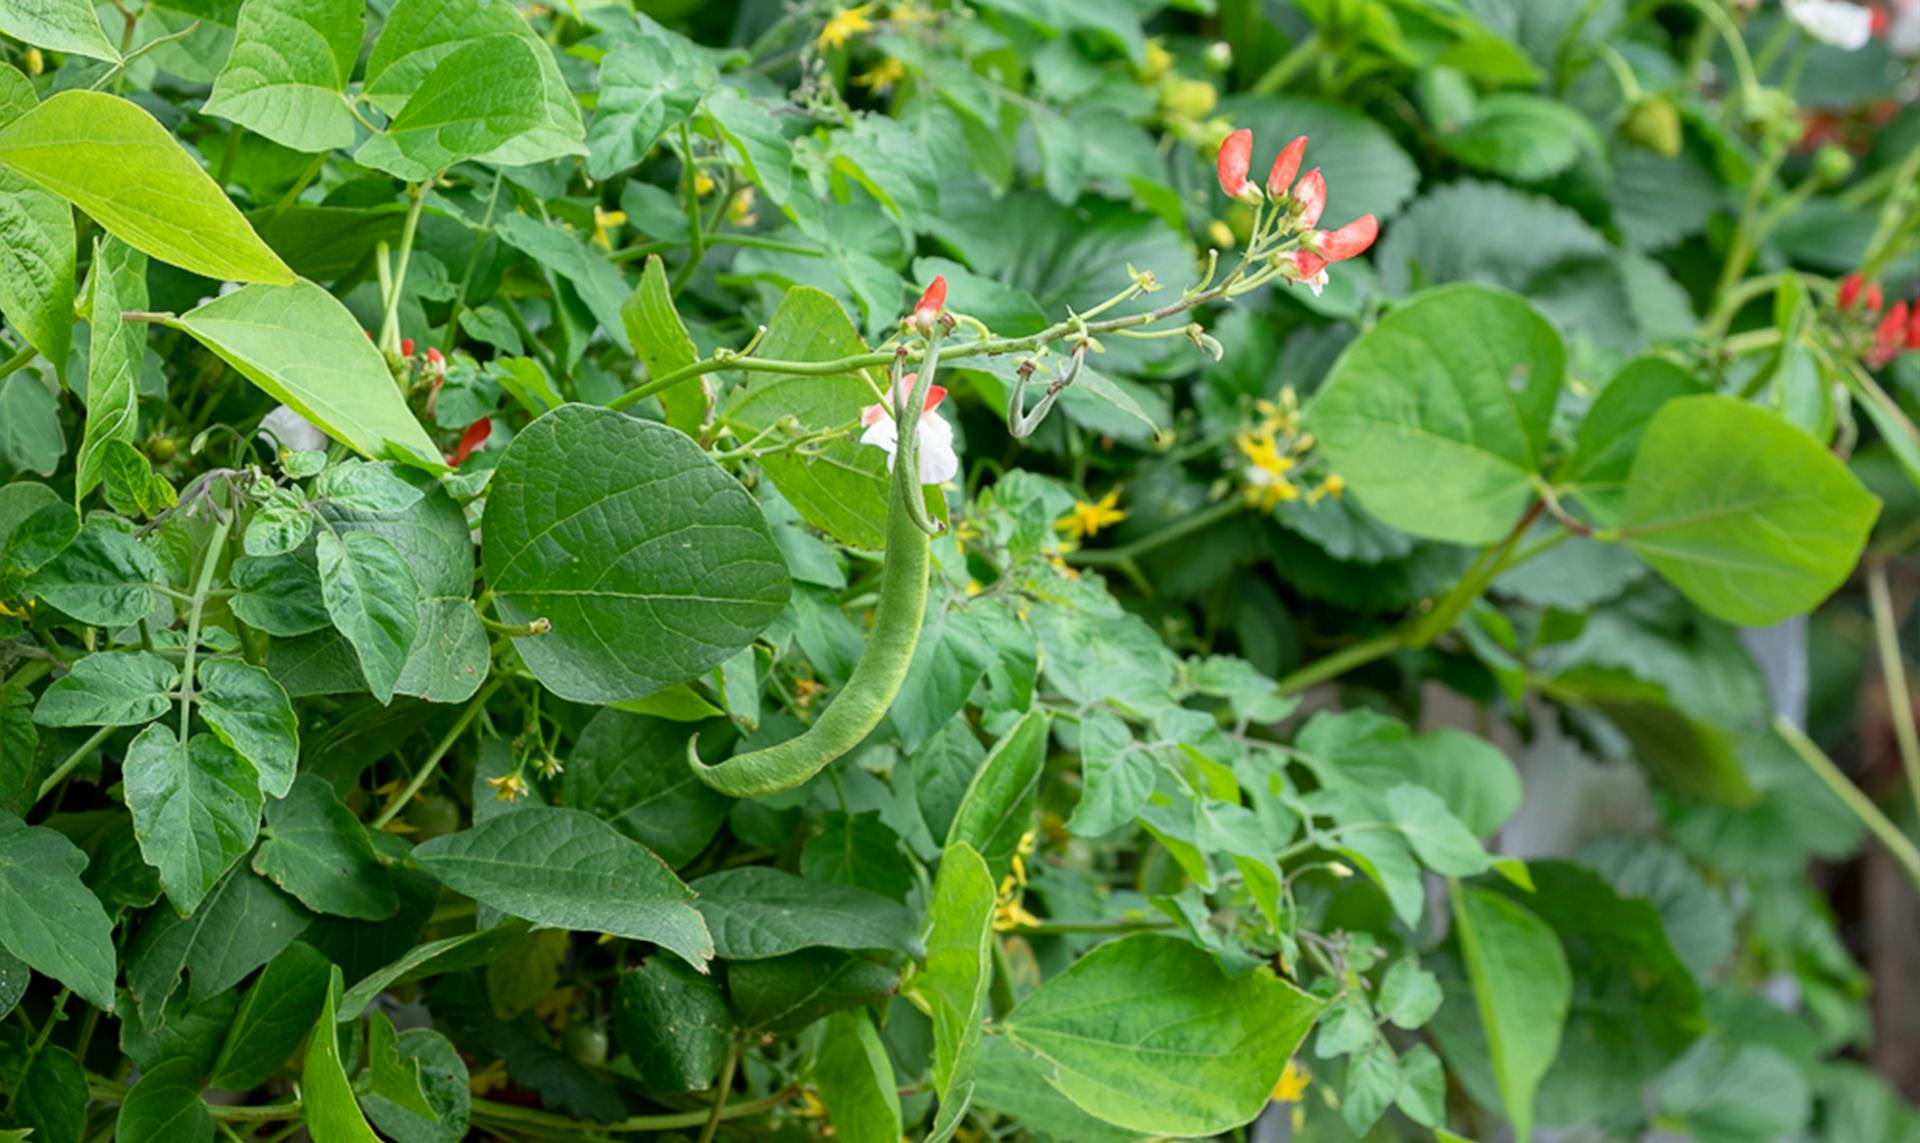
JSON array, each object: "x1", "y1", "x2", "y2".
[{"x1": 689, "y1": 451, "x2": 932, "y2": 797}]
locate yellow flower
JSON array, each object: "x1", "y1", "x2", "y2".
[
  {"x1": 485, "y1": 772, "x2": 528, "y2": 802},
  {"x1": 992, "y1": 895, "x2": 1043, "y2": 932},
  {"x1": 797, "y1": 1089, "x2": 829, "y2": 1118},
  {"x1": 0, "y1": 597, "x2": 29, "y2": 619},
  {"x1": 1237, "y1": 430, "x2": 1299, "y2": 511},
  {"x1": 817, "y1": 2, "x2": 877, "y2": 51},
  {"x1": 794, "y1": 675, "x2": 824, "y2": 712},
  {"x1": 726, "y1": 186, "x2": 757, "y2": 226},
  {"x1": 890, "y1": 1, "x2": 935, "y2": 23},
  {"x1": 693, "y1": 171, "x2": 716, "y2": 196},
  {"x1": 1306, "y1": 472, "x2": 1345, "y2": 504},
  {"x1": 855, "y1": 57, "x2": 907, "y2": 92},
  {"x1": 591, "y1": 206, "x2": 626, "y2": 250},
  {"x1": 1272, "y1": 1059, "x2": 1310, "y2": 1102},
  {"x1": 1057, "y1": 487, "x2": 1126, "y2": 541}
]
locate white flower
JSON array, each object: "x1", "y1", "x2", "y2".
[
  {"x1": 859, "y1": 374, "x2": 959, "y2": 485},
  {"x1": 1784, "y1": 0, "x2": 1874, "y2": 49},
  {"x1": 258, "y1": 405, "x2": 330, "y2": 454}
]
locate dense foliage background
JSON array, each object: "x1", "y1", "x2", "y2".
[{"x1": 1, "y1": 0, "x2": 1919, "y2": 1139}]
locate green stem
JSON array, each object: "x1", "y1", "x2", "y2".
[
  {"x1": 1012, "y1": 916, "x2": 1178, "y2": 936},
  {"x1": 378, "y1": 182, "x2": 429, "y2": 356},
  {"x1": 37, "y1": 725, "x2": 117, "y2": 802},
  {"x1": 671, "y1": 124, "x2": 705, "y2": 293},
  {"x1": 1869, "y1": 562, "x2": 1920, "y2": 800},
  {"x1": 0, "y1": 342, "x2": 38, "y2": 383},
  {"x1": 266, "y1": 151, "x2": 328, "y2": 223},
  {"x1": 1861, "y1": 144, "x2": 1920, "y2": 280},
  {"x1": 696, "y1": 1039, "x2": 741, "y2": 1143},
  {"x1": 1066, "y1": 497, "x2": 1247, "y2": 567},
  {"x1": 1773, "y1": 713, "x2": 1920, "y2": 894},
  {"x1": 442, "y1": 170, "x2": 505, "y2": 355},
  {"x1": 1250, "y1": 32, "x2": 1321, "y2": 96},
  {"x1": 6, "y1": 987, "x2": 68, "y2": 1111},
  {"x1": 1713, "y1": 139, "x2": 1790, "y2": 308},
  {"x1": 1275, "y1": 631, "x2": 1402, "y2": 696},
  {"x1": 468, "y1": 1088, "x2": 799, "y2": 1135},
  {"x1": 178, "y1": 507, "x2": 234, "y2": 743},
  {"x1": 372, "y1": 678, "x2": 502, "y2": 828}
]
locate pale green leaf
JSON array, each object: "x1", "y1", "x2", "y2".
[
  {"x1": 316, "y1": 529, "x2": 420, "y2": 704},
  {"x1": 0, "y1": 0, "x2": 119, "y2": 60},
  {"x1": 816, "y1": 1009, "x2": 903, "y2": 1143},
  {"x1": 303, "y1": 966, "x2": 383, "y2": 1142},
  {"x1": 355, "y1": 36, "x2": 545, "y2": 181},
  {"x1": 620, "y1": 254, "x2": 705, "y2": 437},
  {"x1": 946, "y1": 707, "x2": 1049, "y2": 878},
  {"x1": 203, "y1": 0, "x2": 362, "y2": 152},
  {"x1": 914, "y1": 842, "x2": 995, "y2": 1143},
  {"x1": 77, "y1": 238, "x2": 146, "y2": 502},
  {"x1": 1452, "y1": 884, "x2": 1570, "y2": 1143},
  {"x1": 0, "y1": 102, "x2": 74, "y2": 377}
]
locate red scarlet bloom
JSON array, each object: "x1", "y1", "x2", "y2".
[
  {"x1": 1869, "y1": 301, "x2": 1910, "y2": 367},
  {"x1": 399, "y1": 337, "x2": 415, "y2": 357},
  {"x1": 1839, "y1": 273, "x2": 1865, "y2": 310},
  {"x1": 912, "y1": 275, "x2": 947, "y2": 333},
  {"x1": 1266, "y1": 135, "x2": 1308, "y2": 198},
  {"x1": 447, "y1": 418, "x2": 491, "y2": 467},
  {"x1": 426, "y1": 346, "x2": 445, "y2": 368},
  {"x1": 1293, "y1": 168, "x2": 1327, "y2": 229},
  {"x1": 1217, "y1": 128, "x2": 1259, "y2": 203},
  {"x1": 1290, "y1": 215, "x2": 1380, "y2": 295}
]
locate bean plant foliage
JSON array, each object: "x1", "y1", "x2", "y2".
[{"x1": 1, "y1": 0, "x2": 1919, "y2": 1139}]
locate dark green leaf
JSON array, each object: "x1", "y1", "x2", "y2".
[
  {"x1": 32, "y1": 651, "x2": 176, "y2": 727},
  {"x1": 0, "y1": 810, "x2": 117, "y2": 1010},
  {"x1": 689, "y1": 866, "x2": 915, "y2": 960},
  {"x1": 612, "y1": 956, "x2": 732, "y2": 1094},
  {"x1": 253, "y1": 774, "x2": 397, "y2": 920}
]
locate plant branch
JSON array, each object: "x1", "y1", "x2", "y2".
[
  {"x1": 1869, "y1": 562, "x2": 1920, "y2": 800},
  {"x1": 372, "y1": 678, "x2": 502, "y2": 828},
  {"x1": 1774, "y1": 713, "x2": 1920, "y2": 895}
]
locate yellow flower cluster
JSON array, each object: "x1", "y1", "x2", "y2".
[
  {"x1": 1056, "y1": 487, "x2": 1126, "y2": 542},
  {"x1": 1233, "y1": 390, "x2": 1343, "y2": 511},
  {"x1": 817, "y1": 2, "x2": 877, "y2": 51},
  {"x1": 990, "y1": 831, "x2": 1043, "y2": 931}
]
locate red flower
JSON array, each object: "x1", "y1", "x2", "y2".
[
  {"x1": 1840, "y1": 273, "x2": 1866, "y2": 310},
  {"x1": 1293, "y1": 168, "x2": 1327, "y2": 229},
  {"x1": 1293, "y1": 214, "x2": 1380, "y2": 280},
  {"x1": 447, "y1": 418, "x2": 492, "y2": 467},
  {"x1": 1217, "y1": 128, "x2": 1259, "y2": 203},
  {"x1": 426, "y1": 346, "x2": 445, "y2": 368},
  {"x1": 1908, "y1": 302, "x2": 1920, "y2": 350},
  {"x1": 1266, "y1": 135, "x2": 1308, "y2": 198},
  {"x1": 1866, "y1": 282, "x2": 1886, "y2": 314},
  {"x1": 399, "y1": 338, "x2": 415, "y2": 357},
  {"x1": 1870, "y1": 301, "x2": 1910, "y2": 367},
  {"x1": 912, "y1": 275, "x2": 947, "y2": 334}
]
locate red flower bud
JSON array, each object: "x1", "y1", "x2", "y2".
[
  {"x1": 1839, "y1": 273, "x2": 1865, "y2": 310},
  {"x1": 426, "y1": 347, "x2": 445, "y2": 368},
  {"x1": 1266, "y1": 135, "x2": 1308, "y2": 198},
  {"x1": 1866, "y1": 282, "x2": 1885, "y2": 314},
  {"x1": 913, "y1": 276, "x2": 947, "y2": 327},
  {"x1": 1908, "y1": 301, "x2": 1920, "y2": 350},
  {"x1": 1294, "y1": 168, "x2": 1327, "y2": 230},
  {"x1": 1217, "y1": 128, "x2": 1256, "y2": 202},
  {"x1": 400, "y1": 338, "x2": 415, "y2": 357},
  {"x1": 1316, "y1": 214, "x2": 1379, "y2": 262},
  {"x1": 446, "y1": 418, "x2": 492, "y2": 467}
]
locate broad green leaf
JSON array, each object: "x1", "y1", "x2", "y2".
[
  {"x1": 211, "y1": 941, "x2": 332, "y2": 1091},
  {"x1": 801, "y1": 812, "x2": 911, "y2": 901},
  {"x1": 25, "y1": 521, "x2": 158, "y2": 626},
  {"x1": 612, "y1": 957, "x2": 733, "y2": 1094},
  {"x1": 562, "y1": 708, "x2": 730, "y2": 867},
  {"x1": 197, "y1": 658, "x2": 299, "y2": 797},
  {"x1": 688, "y1": 866, "x2": 915, "y2": 960},
  {"x1": 10, "y1": 1045, "x2": 88, "y2": 1143},
  {"x1": 253, "y1": 774, "x2": 397, "y2": 920},
  {"x1": 1621, "y1": 396, "x2": 1879, "y2": 626},
  {"x1": 360, "y1": 1024, "x2": 470, "y2": 1142},
  {"x1": 1379, "y1": 959, "x2": 1444, "y2": 1030},
  {"x1": 1564, "y1": 356, "x2": 1709, "y2": 525},
  {"x1": 1442, "y1": 94, "x2": 1604, "y2": 182},
  {"x1": 125, "y1": 868, "x2": 310, "y2": 1020},
  {"x1": 32, "y1": 650, "x2": 176, "y2": 727},
  {"x1": 316, "y1": 529, "x2": 420, "y2": 704},
  {"x1": 816, "y1": 1009, "x2": 903, "y2": 1143},
  {"x1": 1451, "y1": 884, "x2": 1570, "y2": 1143},
  {"x1": 913, "y1": 842, "x2": 995, "y2": 1143},
  {"x1": 356, "y1": 1010, "x2": 435, "y2": 1120},
  {"x1": 702, "y1": 90, "x2": 793, "y2": 205},
  {"x1": 1657, "y1": 1037, "x2": 1810, "y2": 1143},
  {"x1": 724, "y1": 286, "x2": 924, "y2": 550},
  {"x1": 1397, "y1": 1043, "x2": 1447, "y2": 1126},
  {"x1": 1000, "y1": 934, "x2": 1324, "y2": 1136},
  {"x1": 303, "y1": 967, "x2": 383, "y2": 1142},
  {"x1": 125, "y1": 723, "x2": 264, "y2": 916},
  {"x1": 0, "y1": 370, "x2": 60, "y2": 476},
  {"x1": 336, "y1": 925, "x2": 529, "y2": 1020},
  {"x1": 1343, "y1": 1039, "x2": 1402, "y2": 1135},
  {"x1": 77, "y1": 238, "x2": 147, "y2": 503},
  {"x1": 355, "y1": 36, "x2": 545, "y2": 181},
  {"x1": 0, "y1": 91, "x2": 291, "y2": 283},
  {"x1": 362, "y1": 0, "x2": 584, "y2": 166},
  {"x1": 0, "y1": 0, "x2": 118, "y2": 60},
  {"x1": 312, "y1": 460, "x2": 426, "y2": 515},
  {"x1": 946, "y1": 707, "x2": 1049, "y2": 878},
  {"x1": 1373, "y1": 179, "x2": 1608, "y2": 298},
  {"x1": 116, "y1": 1057, "x2": 213, "y2": 1143},
  {"x1": 1387, "y1": 783, "x2": 1493, "y2": 876},
  {"x1": 0, "y1": 810, "x2": 117, "y2": 1010},
  {"x1": 166, "y1": 282, "x2": 441, "y2": 467},
  {"x1": 726, "y1": 949, "x2": 900, "y2": 1033},
  {"x1": 620, "y1": 254, "x2": 706, "y2": 437},
  {"x1": 973, "y1": 1036, "x2": 1142, "y2": 1143},
  {"x1": 0, "y1": 480, "x2": 76, "y2": 583},
  {"x1": 1308, "y1": 284, "x2": 1565, "y2": 545},
  {"x1": 412, "y1": 806, "x2": 713, "y2": 970},
  {"x1": 492, "y1": 212, "x2": 633, "y2": 352},
  {"x1": 202, "y1": 0, "x2": 361, "y2": 152},
  {"x1": 585, "y1": 21, "x2": 714, "y2": 179},
  {"x1": 480, "y1": 404, "x2": 789, "y2": 704},
  {"x1": 0, "y1": 71, "x2": 73, "y2": 379}
]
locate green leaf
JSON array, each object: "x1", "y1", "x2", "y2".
[
  {"x1": 316, "y1": 529, "x2": 420, "y2": 704},
  {"x1": 1000, "y1": 934, "x2": 1325, "y2": 1136},
  {"x1": 492, "y1": 212, "x2": 633, "y2": 352},
  {"x1": 1373, "y1": 179, "x2": 1608, "y2": 298},
  {"x1": 32, "y1": 650, "x2": 176, "y2": 727},
  {"x1": 412, "y1": 806, "x2": 713, "y2": 970},
  {"x1": 1396, "y1": 1043, "x2": 1447, "y2": 1127},
  {"x1": 312, "y1": 460, "x2": 427, "y2": 515},
  {"x1": 253, "y1": 774, "x2": 397, "y2": 920},
  {"x1": 0, "y1": 370, "x2": 60, "y2": 477},
  {"x1": 973, "y1": 1037, "x2": 1143, "y2": 1143},
  {"x1": 913, "y1": 842, "x2": 995, "y2": 1143},
  {"x1": 362, "y1": 0, "x2": 584, "y2": 166},
  {"x1": 563, "y1": 708, "x2": 730, "y2": 867},
  {"x1": 611, "y1": 956, "x2": 733, "y2": 1094},
  {"x1": 723, "y1": 286, "x2": 896, "y2": 551},
  {"x1": 303, "y1": 966, "x2": 383, "y2": 1142},
  {"x1": 0, "y1": 0, "x2": 118, "y2": 60},
  {"x1": 165, "y1": 282, "x2": 441, "y2": 467},
  {"x1": 946, "y1": 707, "x2": 1049, "y2": 879},
  {"x1": 703, "y1": 90, "x2": 792, "y2": 206},
  {"x1": 211, "y1": 941, "x2": 332, "y2": 1091},
  {"x1": 116, "y1": 1057, "x2": 213, "y2": 1143},
  {"x1": 1442, "y1": 94, "x2": 1604, "y2": 182},
  {"x1": 25, "y1": 522, "x2": 158, "y2": 626},
  {"x1": 0, "y1": 91, "x2": 291, "y2": 283},
  {"x1": 1343, "y1": 1040, "x2": 1402, "y2": 1135},
  {"x1": 0, "y1": 81, "x2": 73, "y2": 381},
  {"x1": 688, "y1": 866, "x2": 915, "y2": 960},
  {"x1": 1308, "y1": 284, "x2": 1565, "y2": 545},
  {"x1": 1451, "y1": 884, "x2": 1570, "y2": 1143},
  {"x1": 0, "y1": 480, "x2": 76, "y2": 583},
  {"x1": 1563, "y1": 356, "x2": 1710, "y2": 526},
  {"x1": 77, "y1": 238, "x2": 147, "y2": 503},
  {"x1": 1387, "y1": 783, "x2": 1493, "y2": 876},
  {"x1": 360, "y1": 1024, "x2": 470, "y2": 1143},
  {"x1": 0, "y1": 810, "x2": 117, "y2": 1010},
  {"x1": 202, "y1": 0, "x2": 362, "y2": 152},
  {"x1": 1657, "y1": 1037, "x2": 1810, "y2": 1143},
  {"x1": 1620, "y1": 395, "x2": 1879, "y2": 626},
  {"x1": 585, "y1": 22, "x2": 713, "y2": 179},
  {"x1": 726, "y1": 949, "x2": 900, "y2": 1033},
  {"x1": 1378, "y1": 959, "x2": 1444, "y2": 1030},
  {"x1": 125, "y1": 723, "x2": 264, "y2": 916},
  {"x1": 620, "y1": 254, "x2": 706, "y2": 437},
  {"x1": 9, "y1": 1045, "x2": 88, "y2": 1143},
  {"x1": 480, "y1": 404, "x2": 789, "y2": 704},
  {"x1": 125, "y1": 868, "x2": 309, "y2": 1021},
  {"x1": 355, "y1": 36, "x2": 546, "y2": 181},
  {"x1": 816, "y1": 1009, "x2": 903, "y2": 1143},
  {"x1": 196, "y1": 658, "x2": 299, "y2": 797}
]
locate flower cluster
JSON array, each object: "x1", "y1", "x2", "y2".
[
  {"x1": 1841, "y1": 272, "x2": 1920, "y2": 368},
  {"x1": 1216, "y1": 128, "x2": 1379, "y2": 296},
  {"x1": 1232, "y1": 390, "x2": 1342, "y2": 511}
]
